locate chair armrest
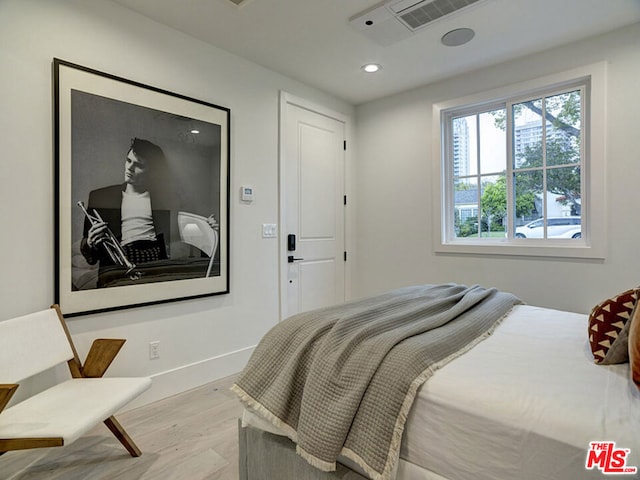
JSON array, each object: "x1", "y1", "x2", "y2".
[
  {"x1": 82, "y1": 339, "x2": 126, "y2": 378},
  {"x1": 0, "y1": 384, "x2": 19, "y2": 414}
]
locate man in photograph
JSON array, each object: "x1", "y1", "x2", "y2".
[{"x1": 79, "y1": 138, "x2": 171, "y2": 287}]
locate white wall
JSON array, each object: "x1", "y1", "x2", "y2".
[
  {"x1": 354, "y1": 23, "x2": 640, "y2": 314},
  {"x1": 0, "y1": 0, "x2": 353, "y2": 407}
]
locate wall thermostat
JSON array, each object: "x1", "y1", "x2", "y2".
[{"x1": 241, "y1": 185, "x2": 254, "y2": 202}]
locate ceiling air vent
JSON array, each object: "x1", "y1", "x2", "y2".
[
  {"x1": 350, "y1": 0, "x2": 486, "y2": 46},
  {"x1": 398, "y1": 0, "x2": 482, "y2": 29}
]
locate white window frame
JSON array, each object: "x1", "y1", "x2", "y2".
[{"x1": 433, "y1": 63, "x2": 606, "y2": 259}]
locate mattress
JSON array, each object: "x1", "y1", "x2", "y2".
[{"x1": 243, "y1": 305, "x2": 640, "y2": 480}]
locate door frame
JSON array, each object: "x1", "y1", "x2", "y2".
[{"x1": 278, "y1": 91, "x2": 352, "y2": 321}]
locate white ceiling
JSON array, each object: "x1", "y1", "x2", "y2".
[{"x1": 110, "y1": 0, "x2": 640, "y2": 105}]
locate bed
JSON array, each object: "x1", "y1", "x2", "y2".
[{"x1": 233, "y1": 284, "x2": 640, "y2": 480}]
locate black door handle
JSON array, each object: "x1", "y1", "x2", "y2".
[{"x1": 288, "y1": 255, "x2": 304, "y2": 263}]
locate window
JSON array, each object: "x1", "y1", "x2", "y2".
[{"x1": 434, "y1": 64, "x2": 606, "y2": 258}]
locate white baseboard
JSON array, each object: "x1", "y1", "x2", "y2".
[{"x1": 124, "y1": 345, "x2": 255, "y2": 411}]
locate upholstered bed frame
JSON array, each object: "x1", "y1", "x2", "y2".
[{"x1": 238, "y1": 421, "x2": 367, "y2": 480}]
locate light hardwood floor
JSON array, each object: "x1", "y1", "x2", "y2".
[{"x1": 2, "y1": 374, "x2": 244, "y2": 480}]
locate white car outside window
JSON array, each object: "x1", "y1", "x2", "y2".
[{"x1": 515, "y1": 217, "x2": 581, "y2": 239}]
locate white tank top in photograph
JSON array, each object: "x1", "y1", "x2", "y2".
[{"x1": 120, "y1": 191, "x2": 157, "y2": 246}]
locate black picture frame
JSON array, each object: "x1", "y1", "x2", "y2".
[{"x1": 54, "y1": 59, "x2": 230, "y2": 316}]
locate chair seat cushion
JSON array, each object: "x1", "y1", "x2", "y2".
[{"x1": 0, "y1": 377, "x2": 151, "y2": 444}]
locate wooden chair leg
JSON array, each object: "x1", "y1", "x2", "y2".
[
  {"x1": 104, "y1": 416, "x2": 142, "y2": 457},
  {"x1": 0, "y1": 384, "x2": 19, "y2": 413}
]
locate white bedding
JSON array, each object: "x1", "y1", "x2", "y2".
[{"x1": 243, "y1": 304, "x2": 640, "y2": 480}]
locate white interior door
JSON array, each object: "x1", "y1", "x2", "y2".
[{"x1": 281, "y1": 94, "x2": 346, "y2": 319}]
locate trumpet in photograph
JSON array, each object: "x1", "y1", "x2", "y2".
[{"x1": 77, "y1": 201, "x2": 141, "y2": 280}]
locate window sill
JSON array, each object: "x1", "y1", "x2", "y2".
[{"x1": 436, "y1": 239, "x2": 605, "y2": 260}]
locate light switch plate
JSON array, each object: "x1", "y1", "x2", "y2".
[{"x1": 262, "y1": 223, "x2": 277, "y2": 238}]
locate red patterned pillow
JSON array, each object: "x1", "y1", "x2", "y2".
[
  {"x1": 588, "y1": 288, "x2": 638, "y2": 364},
  {"x1": 630, "y1": 301, "x2": 640, "y2": 388}
]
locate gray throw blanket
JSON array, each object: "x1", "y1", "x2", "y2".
[{"x1": 232, "y1": 284, "x2": 521, "y2": 479}]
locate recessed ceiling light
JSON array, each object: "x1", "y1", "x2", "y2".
[
  {"x1": 190, "y1": 129, "x2": 200, "y2": 134},
  {"x1": 362, "y1": 63, "x2": 382, "y2": 73},
  {"x1": 441, "y1": 28, "x2": 475, "y2": 47}
]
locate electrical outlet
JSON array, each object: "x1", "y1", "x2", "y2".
[{"x1": 149, "y1": 341, "x2": 160, "y2": 360}]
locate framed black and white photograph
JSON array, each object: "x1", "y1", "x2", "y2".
[{"x1": 54, "y1": 58, "x2": 229, "y2": 316}]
